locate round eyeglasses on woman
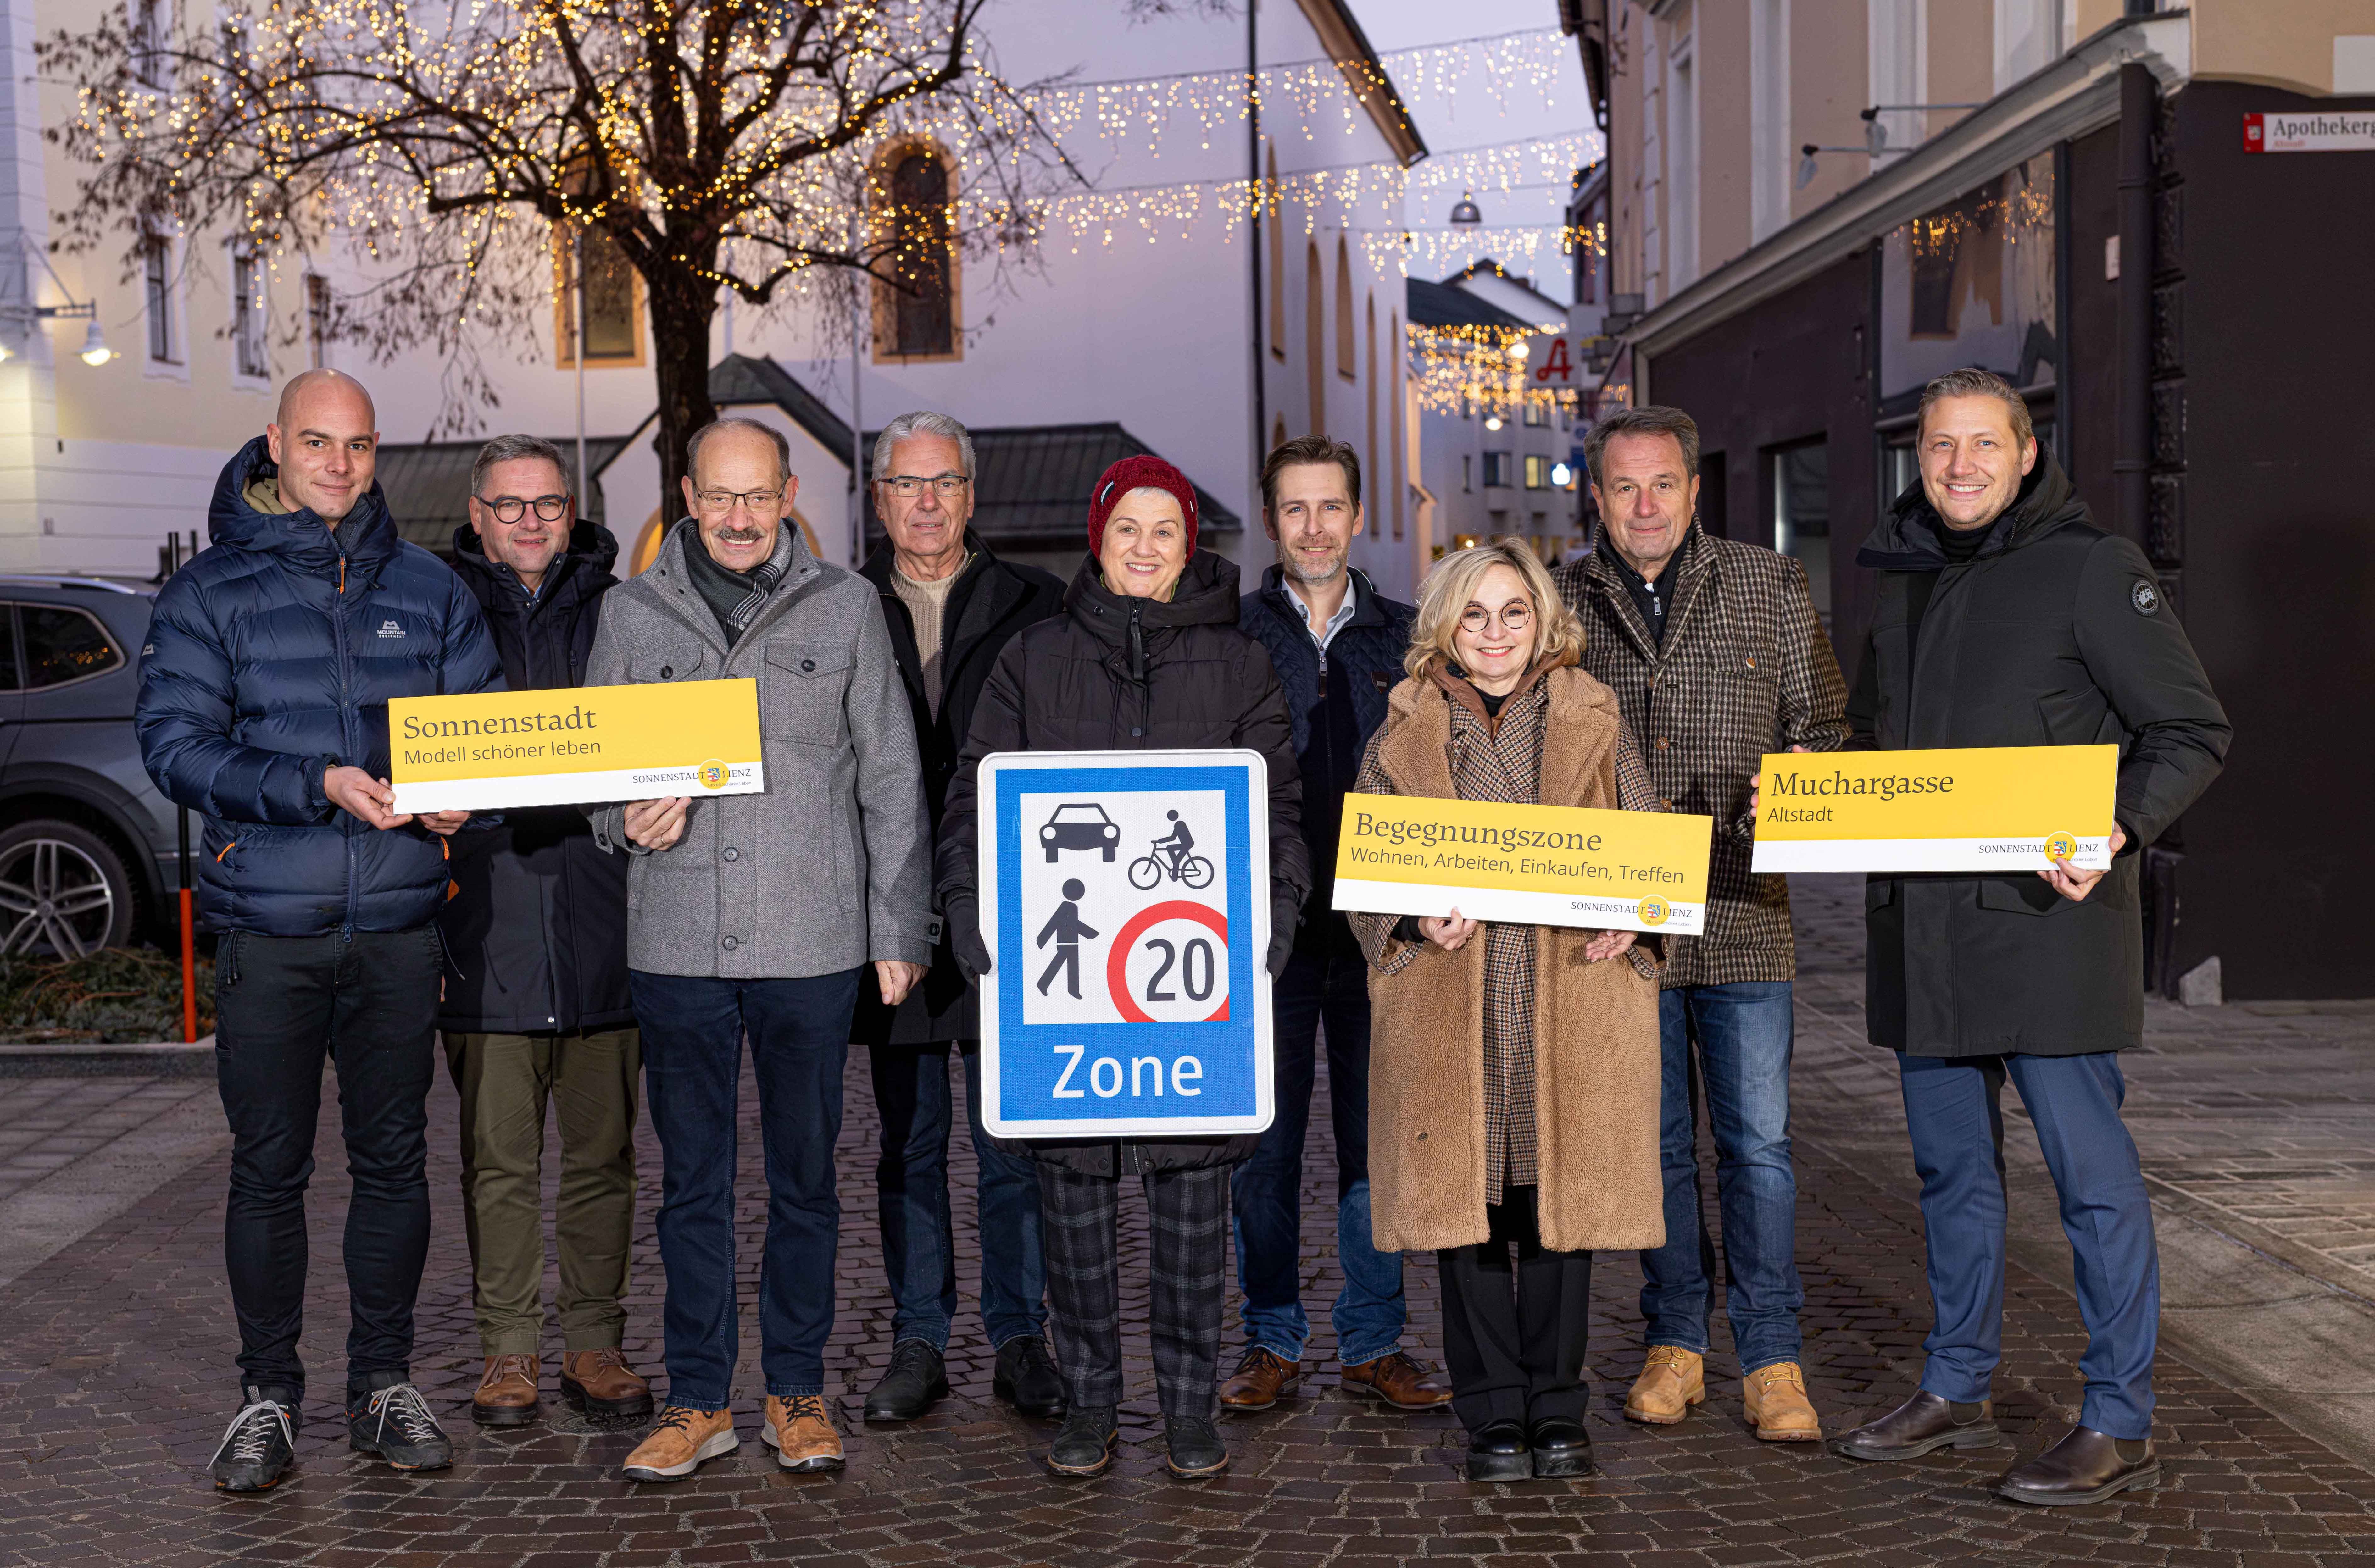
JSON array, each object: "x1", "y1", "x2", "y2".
[
  {"x1": 1458, "y1": 600, "x2": 1533, "y2": 634},
  {"x1": 476, "y1": 494, "x2": 570, "y2": 524}
]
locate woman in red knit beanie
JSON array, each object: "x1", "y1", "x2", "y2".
[{"x1": 935, "y1": 451, "x2": 1311, "y2": 1483}]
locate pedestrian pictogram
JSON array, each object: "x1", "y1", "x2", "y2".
[{"x1": 976, "y1": 749, "x2": 1275, "y2": 1138}]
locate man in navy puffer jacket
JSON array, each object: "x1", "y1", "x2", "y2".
[{"x1": 136, "y1": 370, "x2": 503, "y2": 1493}]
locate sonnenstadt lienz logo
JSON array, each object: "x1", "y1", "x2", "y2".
[
  {"x1": 2044, "y1": 831, "x2": 2077, "y2": 861},
  {"x1": 698, "y1": 758, "x2": 730, "y2": 789},
  {"x1": 1637, "y1": 896, "x2": 1671, "y2": 926}
]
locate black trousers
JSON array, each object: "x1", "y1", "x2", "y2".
[
  {"x1": 1434, "y1": 1185, "x2": 1593, "y2": 1432},
  {"x1": 1038, "y1": 1163, "x2": 1230, "y2": 1421},
  {"x1": 214, "y1": 926, "x2": 442, "y2": 1404}
]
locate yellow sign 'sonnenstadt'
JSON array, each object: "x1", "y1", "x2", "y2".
[
  {"x1": 1749, "y1": 743, "x2": 2118, "y2": 873},
  {"x1": 1329, "y1": 792, "x2": 1715, "y2": 936},
  {"x1": 387, "y1": 677, "x2": 766, "y2": 815}
]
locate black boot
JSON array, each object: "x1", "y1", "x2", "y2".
[
  {"x1": 993, "y1": 1335, "x2": 1067, "y2": 1420},
  {"x1": 1829, "y1": 1390, "x2": 2002, "y2": 1462},
  {"x1": 1995, "y1": 1426, "x2": 2160, "y2": 1506},
  {"x1": 1465, "y1": 1418, "x2": 1531, "y2": 1482},
  {"x1": 209, "y1": 1392, "x2": 297, "y2": 1493},
  {"x1": 862, "y1": 1338, "x2": 949, "y2": 1422},
  {"x1": 347, "y1": 1383, "x2": 453, "y2": 1472},
  {"x1": 1047, "y1": 1403, "x2": 1119, "y2": 1477},
  {"x1": 1529, "y1": 1415, "x2": 1593, "y2": 1478},
  {"x1": 1164, "y1": 1415, "x2": 1229, "y2": 1479}
]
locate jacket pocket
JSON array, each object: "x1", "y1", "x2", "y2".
[
  {"x1": 630, "y1": 647, "x2": 709, "y2": 683},
  {"x1": 764, "y1": 642, "x2": 851, "y2": 746},
  {"x1": 1864, "y1": 878, "x2": 1896, "y2": 911},
  {"x1": 1976, "y1": 877, "x2": 2070, "y2": 917},
  {"x1": 2035, "y1": 687, "x2": 2113, "y2": 746}
]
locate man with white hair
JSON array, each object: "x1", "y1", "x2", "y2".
[{"x1": 849, "y1": 410, "x2": 1067, "y2": 1423}]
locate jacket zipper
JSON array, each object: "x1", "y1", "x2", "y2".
[{"x1": 334, "y1": 543, "x2": 358, "y2": 933}]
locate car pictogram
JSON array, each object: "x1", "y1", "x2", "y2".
[{"x1": 1040, "y1": 802, "x2": 1121, "y2": 862}]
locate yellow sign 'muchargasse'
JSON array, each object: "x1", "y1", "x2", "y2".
[
  {"x1": 388, "y1": 678, "x2": 765, "y2": 814},
  {"x1": 1749, "y1": 744, "x2": 2116, "y2": 873},
  {"x1": 1330, "y1": 792, "x2": 1714, "y2": 936}
]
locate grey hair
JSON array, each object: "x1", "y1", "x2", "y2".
[
  {"x1": 687, "y1": 416, "x2": 791, "y2": 485},
  {"x1": 1582, "y1": 404, "x2": 1700, "y2": 487},
  {"x1": 470, "y1": 434, "x2": 570, "y2": 500},
  {"x1": 872, "y1": 410, "x2": 976, "y2": 483}
]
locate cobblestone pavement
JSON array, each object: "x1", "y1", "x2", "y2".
[
  {"x1": 5, "y1": 885, "x2": 2375, "y2": 1565},
  {"x1": 0, "y1": 1079, "x2": 214, "y2": 1206}
]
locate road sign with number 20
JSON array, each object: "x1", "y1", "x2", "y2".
[{"x1": 976, "y1": 749, "x2": 1274, "y2": 1139}]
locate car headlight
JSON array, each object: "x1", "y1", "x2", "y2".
[
  {"x1": 1040, "y1": 826, "x2": 1055, "y2": 840},
  {"x1": 1103, "y1": 825, "x2": 1118, "y2": 840}
]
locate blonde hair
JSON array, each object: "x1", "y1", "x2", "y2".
[{"x1": 1404, "y1": 540, "x2": 1584, "y2": 684}]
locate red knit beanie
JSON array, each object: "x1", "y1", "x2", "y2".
[{"x1": 1087, "y1": 454, "x2": 1199, "y2": 558}]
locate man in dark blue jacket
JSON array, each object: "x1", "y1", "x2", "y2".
[
  {"x1": 136, "y1": 370, "x2": 503, "y2": 1493},
  {"x1": 1224, "y1": 436, "x2": 1450, "y2": 1415}
]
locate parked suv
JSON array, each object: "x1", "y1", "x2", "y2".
[{"x1": 0, "y1": 576, "x2": 180, "y2": 956}]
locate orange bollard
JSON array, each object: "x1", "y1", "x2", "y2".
[{"x1": 180, "y1": 887, "x2": 198, "y2": 1043}]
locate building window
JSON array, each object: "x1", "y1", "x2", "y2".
[
  {"x1": 1334, "y1": 236, "x2": 1356, "y2": 380},
  {"x1": 554, "y1": 225, "x2": 642, "y2": 366},
  {"x1": 1364, "y1": 293, "x2": 1377, "y2": 524},
  {"x1": 142, "y1": 234, "x2": 175, "y2": 363},
  {"x1": 231, "y1": 249, "x2": 268, "y2": 380},
  {"x1": 1879, "y1": 152, "x2": 2056, "y2": 406},
  {"x1": 1522, "y1": 398, "x2": 1549, "y2": 428},
  {"x1": 1667, "y1": 40, "x2": 1698, "y2": 290},
  {"x1": 1482, "y1": 451, "x2": 1512, "y2": 489},
  {"x1": 1769, "y1": 438, "x2": 1831, "y2": 617},
  {"x1": 304, "y1": 274, "x2": 331, "y2": 368},
  {"x1": 1305, "y1": 242, "x2": 1325, "y2": 436},
  {"x1": 132, "y1": 0, "x2": 170, "y2": 87},
  {"x1": 1524, "y1": 455, "x2": 1549, "y2": 490},
  {"x1": 1462, "y1": 454, "x2": 1473, "y2": 493},
  {"x1": 1390, "y1": 309, "x2": 1404, "y2": 540},
  {"x1": 880, "y1": 148, "x2": 956, "y2": 359}
]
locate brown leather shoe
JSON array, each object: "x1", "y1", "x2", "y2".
[
  {"x1": 621, "y1": 1405, "x2": 737, "y2": 1481},
  {"x1": 471, "y1": 1354, "x2": 540, "y2": 1428},
  {"x1": 1622, "y1": 1345, "x2": 1705, "y2": 1425},
  {"x1": 1994, "y1": 1425, "x2": 2159, "y2": 1506},
  {"x1": 1218, "y1": 1347, "x2": 1299, "y2": 1411},
  {"x1": 1742, "y1": 1361, "x2": 1822, "y2": 1442},
  {"x1": 1830, "y1": 1390, "x2": 2003, "y2": 1461},
  {"x1": 1340, "y1": 1350, "x2": 1452, "y2": 1410},
  {"x1": 561, "y1": 1348, "x2": 654, "y2": 1421},
  {"x1": 762, "y1": 1394, "x2": 845, "y2": 1473}
]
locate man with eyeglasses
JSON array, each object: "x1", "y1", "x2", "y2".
[
  {"x1": 586, "y1": 417, "x2": 935, "y2": 1482},
  {"x1": 849, "y1": 410, "x2": 1066, "y2": 1424},
  {"x1": 438, "y1": 435, "x2": 651, "y2": 1430}
]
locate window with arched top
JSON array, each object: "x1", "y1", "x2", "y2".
[
  {"x1": 1266, "y1": 146, "x2": 1284, "y2": 360},
  {"x1": 872, "y1": 140, "x2": 960, "y2": 363},
  {"x1": 1335, "y1": 236, "x2": 1355, "y2": 380},
  {"x1": 1305, "y1": 242, "x2": 1325, "y2": 437}
]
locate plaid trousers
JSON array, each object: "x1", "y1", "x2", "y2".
[{"x1": 1037, "y1": 1163, "x2": 1231, "y2": 1421}]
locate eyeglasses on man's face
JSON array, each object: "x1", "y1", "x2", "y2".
[
  {"x1": 477, "y1": 494, "x2": 570, "y2": 524},
  {"x1": 1459, "y1": 601, "x2": 1533, "y2": 634},
  {"x1": 878, "y1": 473, "x2": 971, "y2": 500},
  {"x1": 695, "y1": 488, "x2": 784, "y2": 515}
]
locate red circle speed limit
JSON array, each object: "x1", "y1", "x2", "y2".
[{"x1": 1105, "y1": 900, "x2": 1229, "y2": 1024}]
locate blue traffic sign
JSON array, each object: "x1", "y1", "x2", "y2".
[{"x1": 978, "y1": 748, "x2": 1274, "y2": 1138}]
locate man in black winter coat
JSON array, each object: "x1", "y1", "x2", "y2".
[
  {"x1": 1225, "y1": 436, "x2": 1450, "y2": 1416},
  {"x1": 438, "y1": 436, "x2": 652, "y2": 1431},
  {"x1": 848, "y1": 412, "x2": 1069, "y2": 1424},
  {"x1": 1829, "y1": 370, "x2": 2228, "y2": 1506}
]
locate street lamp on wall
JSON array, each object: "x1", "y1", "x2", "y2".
[
  {"x1": 1, "y1": 239, "x2": 108, "y2": 362},
  {"x1": 1449, "y1": 191, "x2": 1482, "y2": 228}
]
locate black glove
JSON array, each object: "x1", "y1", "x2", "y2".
[
  {"x1": 947, "y1": 895, "x2": 993, "y2": 982},
  {"x1": 1266, "y1": 892, "x2": 1301, "y2": 979}
]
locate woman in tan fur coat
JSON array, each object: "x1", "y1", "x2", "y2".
[{"x1": 1348, "y1": 541, "x2": 1666, "y2": 1483}]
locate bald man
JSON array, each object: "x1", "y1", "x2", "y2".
[{"x1": 136, "y1": 370, "x2": 504, "y2": 1493}]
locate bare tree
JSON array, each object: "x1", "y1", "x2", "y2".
[{"x1": 42, "y1": 0, "x2": 1071, "y2": 502}]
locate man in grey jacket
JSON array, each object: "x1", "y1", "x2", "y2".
[{"x1": 584, "y1": 418, "x2": 936, "y2": 1483}]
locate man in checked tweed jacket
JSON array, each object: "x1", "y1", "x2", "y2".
[{"x1": 1549, "y1": 405, "x2": 1847, "y2": 1444}]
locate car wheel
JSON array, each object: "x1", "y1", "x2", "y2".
[{"x1": 0, "y1": 819, "x2": 137, "y2": 958}]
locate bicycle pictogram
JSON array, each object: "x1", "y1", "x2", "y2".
[{"x1": 1128, "y1": 809, "x2": 1213, "y2": 889}]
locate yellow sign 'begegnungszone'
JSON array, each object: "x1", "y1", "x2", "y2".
[
  {"x1": 387, "y1": 678, "x2": 765, "y2": 814},
  {"x1": 1749, "y1": 744, "x2": 2117, "y2": 873},
  {"x1": 1330, "y1": 793, "x2": 1714, "y2": 935}
]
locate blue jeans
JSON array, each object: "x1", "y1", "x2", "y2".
[
  {"x1": 1230, "y1": 944, "x2": 1407, "y2": 1367},
  {"x1": 1638, "y1": 981, "x2": 1805, "y2": 1373},
  {"x1": 1899, "y1": 1050, "x2": 2158, "y2": 1439},
  {"x1": 868, "y1": 1040, "x2": 1048, "y2": 1352},
  {"x1": 631, "y1": 967, "x2": 861, "y2": 1407}
]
